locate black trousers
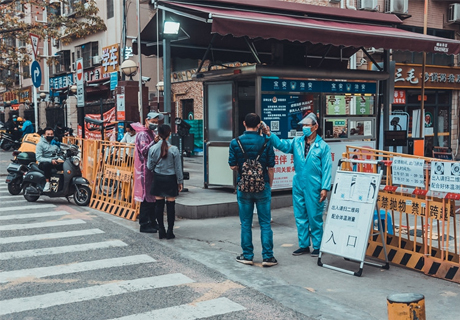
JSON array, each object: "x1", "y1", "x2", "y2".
[
  {"x1": 38, "y1": 162, "x2": 62, "y2": 180},
  {"x1": 138, "y1": 201, "x2": 157, "y2": 227}
]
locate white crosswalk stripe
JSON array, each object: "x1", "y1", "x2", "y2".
[
  {"x1": 0, "y1": 228, "x2": 104, "y2": 244},
  {"x1": 0, "y1": 210, "x2": 71, "y2": 220},
  {"x1": 0, "y1": 240, "x2": 127, "y2": 260},
  {"x1": 0, "y1": 219, "x2": 86, "y2": 231},
  {"x1": 0, "y1": 274, "x2": 195, "y2": 316},
  {"x1": 0, "y1": 254, "x2": 156, "y2": 283},
  {"x1": 0, "y1": 200, "x2": 246, "y2": 319},
  {"x1": 109, "y1": 298, "x2": 245, "y2": 320},
  {"x1": 0, "y1": 204, "x2": 56, "y2": 212}
]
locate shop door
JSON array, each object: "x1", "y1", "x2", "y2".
[{"x1": 204, "y1": 81, "x2": 235, "y2": 187}]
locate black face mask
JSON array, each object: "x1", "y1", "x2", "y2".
[{"x1": 45, "y1": 136, "x2": 54, "y2": 142}]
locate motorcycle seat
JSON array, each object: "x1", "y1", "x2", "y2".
[{"x1": 29, "y1": 163, "x2": 45, "y2": 175}]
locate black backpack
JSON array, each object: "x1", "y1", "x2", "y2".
[{"x1": 236, "y1": 138, "x2": 269, "y2": 193}]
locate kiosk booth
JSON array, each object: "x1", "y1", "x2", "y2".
[{"x1": 196, "y1": 65, "x2": 387, "y2": 189}]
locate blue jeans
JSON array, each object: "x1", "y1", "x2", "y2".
[{"x1": 237, "y1": 183, "x2": 273, "y2": 260}]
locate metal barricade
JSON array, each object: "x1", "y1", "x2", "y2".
[{"x1": 343, "y1": 146, "x2": 459, "y2": 283}]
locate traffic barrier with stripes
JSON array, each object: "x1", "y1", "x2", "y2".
[
  {"x1": 63, "y1": 137, "x2": 140, "y2": 221},
  {"x1": 344, "y1": 146, "x2": 459, "y2": 283}
]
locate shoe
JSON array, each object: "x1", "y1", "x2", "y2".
[
  {"x1": 236, "y1": 254, "x2": 253, "y2": 265},
  {"x1": 140, "y1": 224, "x2": 157, "y2": 233},
  {"x1": 158, "y1": 228, "x2": 167, "y2": 239},
  {"x1": 43, "y1": 182, "x2": 51, "y2": 192},
  {"x1": 166, "y1": 229, "x2": 175, "y2": 239},
  {"x1": 262, "y1": 257, "x2": 278, "y2": 267},
  {"x1": 311, "y1": 249, "x2": 320, "y2": 257},
  {"x1": 292, "y1": 247, "x2": 310, "y2": 256}
]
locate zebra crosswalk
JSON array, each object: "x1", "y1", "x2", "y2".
[{"x1": 0, "y1": 188, "x2": 246, "y2": 319}]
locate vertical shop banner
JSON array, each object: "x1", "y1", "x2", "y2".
[
  {"x1": 272, "y1": 149, "x2": 295, "y2": 190},
  {"x1": 84, "y1": 107, "x2": 117, "y2": 141},
  {"x1": 391, "y1": 157, "x2": 425, "y2": 187},
  {"x1": 261, "y1": 94, "x2": 314, "y2": 139},
  {"x1": 321, "y1": 170, "x2": 382, "y2": 261},
  {"x1": 430, "y1": 161, "x2": 460, "y2": 193}
]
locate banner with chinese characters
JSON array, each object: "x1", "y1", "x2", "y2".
[
  {"x1": 272, "y1": 149, "x2": 295, "y2": 190},
  {"x1": 430, "y1": 161, "x2": 460, "y2": 193},
  {"x1": 321, "y1": 170, "x2": 382, "y2": 261},
  {"x1": 394, "y1": 64, "x2": 460, "y2": 90},
  {"x1": 377, "y1": 191, "x2": 453, "y2": 221},
  {"x1": 79, "y1": 107, "x2": 117, "y2": 141},
  {"x1": 391, "y1": 157, "x2": 425, "y2": 187}
]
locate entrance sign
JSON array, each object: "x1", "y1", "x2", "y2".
[
  {"x1": 29, "y1": 33, "x2": 39, "y2": 59},
  {"x1": 430, "y1": 161, "x2": 460, "y2": 193},
  {"x1": 319, "y1": 160, "x2": 388, "y2": 276},
  {"x1": 391, "y1": 157, "x2": 425, "y2": 187},
  {"x1": 76, "y1": 58, "x2": 84, "y2": 107},
  {"x1": 31, "y1": 61, "x2": 42, "y2": 88}
]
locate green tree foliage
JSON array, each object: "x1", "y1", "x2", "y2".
[{"x1": 0, "y1": 0, "x2": 107, "y2": 89}]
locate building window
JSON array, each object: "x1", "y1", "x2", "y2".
[
  {"x1": 76, "y1": 42, "x2": 98, "y2": 69},
  {"x1": 53, "y1": 50, "x2": 71, "y2": 75},
  {"x1": 107, "y1": 0, "x2": 114, "y2": 19},
  {"x1": 62, "y1": 0, "x2": 81, "y2": 16}
]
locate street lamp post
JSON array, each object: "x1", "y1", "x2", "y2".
[{"x1": 162, "y1": 17, "x2": 180, "y2": 125}]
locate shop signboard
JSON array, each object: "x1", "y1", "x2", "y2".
[
  {"x1": 394, "y1": 64, "x2": 460, "y2": 90},
  {"x1": 430, "y1": 161, "x2": 460, "y2": 193},
  {"x1": 261, "y1": 78, "x2": 377, "y2": 94}
]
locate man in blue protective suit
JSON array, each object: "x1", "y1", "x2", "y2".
[{"x1": 264, "y1": 112, "x2": 332, "y2": 257}]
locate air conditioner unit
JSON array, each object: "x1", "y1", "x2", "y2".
[
  {"x1": 358, "y1": 0, "x2": 378, "y2": 11},
  {"x1": 92, "y1": 56, "x2": 101, "y2": 65},
  {"x1": 449, "y1": 4, "x2": 460, "y2": 23},
  {"x1": 385, "y1": 0, "x2": 408, "y2": 15}
]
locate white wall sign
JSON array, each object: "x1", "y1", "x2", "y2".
[
  {"x1": 430, "y1": 161, "x2": 460, "y2": 193},
  {"x1": 391, "y1": 156, "x2": 425, "y2": 187},
  {"x1": 322, "y1": 170, "x2": 382, "y2": 261}
]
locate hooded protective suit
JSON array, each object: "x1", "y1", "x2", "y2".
[
  {"x1": 270, "y1": 132, "x2": 332, "y2": 250},
  {"x1": 132, "y1": 122, "x2": 157, "y2": 203}
]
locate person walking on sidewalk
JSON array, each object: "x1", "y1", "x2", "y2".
[
  {"x1": 132, "y1": 112, "x2": 163, "y2": 233},
  {"x1": 228, "y1": 113, "x2": 277, "y2": 267},
  {"x1": 263, "y1": 112, "x2": 332, "y2": 257},
  {"x1": 148, "y1": 124, "x2": 183, "y2": 239}
]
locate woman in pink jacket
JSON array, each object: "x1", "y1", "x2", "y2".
[{"x1": 132, "y1": 112, "x2": 163, "y2": 233}]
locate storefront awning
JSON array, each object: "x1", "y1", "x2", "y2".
[{"x1": 162, "y1": 2, "x2": 460, "y2": 55}]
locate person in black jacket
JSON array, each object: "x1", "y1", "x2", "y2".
[{"x1": 228, "y1": 113, "x2": 277, "y2": 267}]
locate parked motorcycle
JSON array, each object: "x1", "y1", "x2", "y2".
[
  {"x1": 5, "y1": 151, "x2": 36, "y2": 195},
  {"x1": 0, "y1": 132, "x2": 21, "y2": 151},
  {"x1": 22, "y1": 143, "x2": 92, "y2": 206}
]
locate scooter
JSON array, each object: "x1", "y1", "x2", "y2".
[
  {"x1": 22, "y1": 143, "x2": 92, "y2": 206},
  {"x1": 5, "y1": 151, "x2": 36, "y2": 195},
  {"x1": 0, "y1": 132, "x2": 21, "y2": 151}
]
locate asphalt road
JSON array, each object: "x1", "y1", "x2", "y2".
[{"x1": 0, "y1": 186, "x2": 308, "y2": 320}]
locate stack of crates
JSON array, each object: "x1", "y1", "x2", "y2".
[{"x1": 184, "y1": 119, "x2": 203, "y2": 154}]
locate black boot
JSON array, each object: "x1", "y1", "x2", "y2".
[
  {"x1": 140, "y1": 223, "x2": 157, "y2": 233},
  {"x1": 166, "y1": 200, "x2": 176, "y2": 239},
  {"x1": 155, "y1": 199, "x2": 166, "y2": 239}
]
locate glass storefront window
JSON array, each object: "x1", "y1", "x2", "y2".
[{"x1": 323, "y1": 117, "x2": 375, "y2": 139}]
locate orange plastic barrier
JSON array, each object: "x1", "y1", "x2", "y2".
[
  {"x1": 63, "y1": 137, "x2": 139, "y2": 221},
  {"x1": 343, "y1": 146, "x2": 459, "y2": 283}
]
